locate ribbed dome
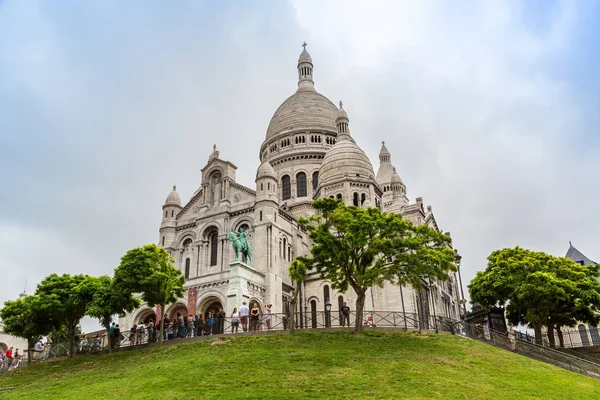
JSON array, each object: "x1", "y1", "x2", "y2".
[
  {"x1": 265, "y1": 90, "x2": 338, "y2": 139},
  {"x1": 319, "y1": 135, "x2": 375, "y2": 185},
  {"x1": 256, "y1": 160, "x2": 276, "y2": 179},
  {"x1": 298, "y1": 49, "x2": 313, "y2": 65},
  {"x1": 164, "y1": 185, "x2": 181, "y2": 207}
]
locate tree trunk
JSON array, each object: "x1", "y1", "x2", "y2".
[
  {"x1": 27, "y1": 338, "x2": 33, "y2": 366},
  {"x1": 533, "y1": 322, "x2": 543, "y2": 345},
  {"x1": 159, "y1": 303, "x2": 166, "y2": 345},
  {"x1": 105, "y1": 324, "x2": 112, "y2": 354},
  {"x1": 556, "y1": 325, "x2": 565, "y2": 348},
  {"x1": 546, "y1": 325, "x2": 556, "y2": 348},
  {"x1": 289, "y1": 290, "x2": 299, "y2": 336},
  {"x1": 354, "y1": 290, "x2": 367, "y2": 333},
  {"x1": 69, "y1": 323, "x2": 75, "y2": 358}
]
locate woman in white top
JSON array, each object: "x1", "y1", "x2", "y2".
[
  {"x1": 231, "y1": 308, "x2": 240, "y2": 334},
  {"x1": 265, "y1": 304, "x2": 272, "y2": 331}
]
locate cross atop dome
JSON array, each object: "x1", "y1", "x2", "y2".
[{"x1": 302, "y1": 41, "x2": 307, "y2": 50}]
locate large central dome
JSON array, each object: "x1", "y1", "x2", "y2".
[{"x1": 265, "y1": 89, "x2": 338, "y2": 139}]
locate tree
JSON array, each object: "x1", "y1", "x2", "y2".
[
  {"x1": 0, "y1": 295, "x2": 63, "y2": 364},
  {"x1": 469, "y1": 247, "x2": 600, "y2": 345},
  {"x1": 78, "y1": 276, "x2": 140, "y2": 354},
  {"x1": 35, "y1": 274, "x2": 91, "y2": 358},
  {"x1": 299, "y1": 198, "x2": 456, "y2": 332},
  {"x1": 288, "y1": 259, "x2": 308, "y2": 335},
  {"x1": 113, "y1": 244, "x2": 185, "y2": 345}
]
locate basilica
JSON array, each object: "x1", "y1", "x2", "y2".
[{"x1": 121, "y1": 46, "x2": 462, "y2": 330}]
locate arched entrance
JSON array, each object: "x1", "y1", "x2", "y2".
[
  {"x1": 168, "y1": 304, "x2": 189, "y2": 321},
  {"x1": 202, "y1": 300, "x2": 224, "y2": 319},
  {"x1": 135, "y1": 308, "x2": 157, "y2": 325}
]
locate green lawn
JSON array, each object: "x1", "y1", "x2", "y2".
[{"x1": 0, "y1": 331, "x2": 597, "y2": 399}]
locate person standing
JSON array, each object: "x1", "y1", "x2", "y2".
[
  {"x1": 207, "y1": 311, "x2": 215, "y2": 335},
  {"x1": 239, "y1": 302, "x2": 249, "y2": 332},
  {"x1": 341, "y1": 302, "x2": 351, "y2": 328},
  {"x1": 507, "y1": 323, "x2": 517, "y2": 351},
  {"x1": 231, "y1": 308, "x2": 240, "y2": 334},
  {"x1": 250, "y1": 303, "x2": 260, "y2": 332},
  {"x1": 265, "y1": 304, "x2": 272, "y2": 331}
]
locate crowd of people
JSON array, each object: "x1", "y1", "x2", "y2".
[
  {"x1": 72, "y1": 302, "x2": 274, "y2": 352},
  {"x1": 0, "y1": 346, "x2": 23, "y2": 372}
]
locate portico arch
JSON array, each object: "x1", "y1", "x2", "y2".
[
  {"x1": 166, "y1": 302, "x2": 189, "y2": 321},
  {"x1": 197, "y1": 291, "x2": 227, "y2": 318},
  {"x1": 133, "y1": 307, "x2": 157, "y2": 325}
]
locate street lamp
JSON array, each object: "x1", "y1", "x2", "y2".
[
  {"x1": 325, "y1": 299, "x2": 332, "y2": 328},
  {"x1": 455, "y1": 249, "x2": 467, "y2": 319}
]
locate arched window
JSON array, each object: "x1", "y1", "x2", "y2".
[
  {"x1": 579, "y1": 324, "x2": 591, "y2": 347},
  {"x1": 165, "y1": 211, "x2": 168, "y2": 218},
  {"x1": 353, "y1": 192, "x2": 359, "y2": 206},
  {"x1": 312, "y1": 171, "x2": 319, "y2": 191},
  {"x1": 185, "y1": 258, "x2": 190, "y2": 280},
  {"x1": 283, "y1": 238, "x2": 287, "y2": 260},
  {"x1": 590, "y1": 326, "x2": 600, "y2": 345},
  {"x1": 161, "y1": 237, "x2": 165, "y2": 246},
  {"x1": 310, "y1": 300, "x2": 317, "y2": 328},
  {"x1": 296, "y1": 172, "x2": 307, "y2": 197},
  {"x1": 323, "y1": 285, "x2": 330, "y2": 305},
  {"x1": 171, "y1": 210, "x2": 174, "y2": 217},
  {"x1": 261, "y1": 183, "x2": 263, "y2": 191},
  {"x1": 260, "y1": 211, "x2": 263, "y2": 221},
  {"x1": 282, "y1": 175, "x2": 291, "y2": 200},
  {"x1": 279, "y1": 240, "x2": 282, "y2": 258},
  {"x1": 336, "y1": 193, "x2": 342, "y2": 200},
  {"x1": 209, "y1": 230, "x2": 218, "y2": 266},
  {"x1": 361, "y1": 193, "x2": 366, "y2": 205},
  {"x1": 288, "y1": 246, "x2": 291, "y2": 261}
]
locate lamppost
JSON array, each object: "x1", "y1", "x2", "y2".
[
  {"x1": 455, "y1": 249, "x2": 467, "y2": 320},
  {"x1": 325, "y1": 298, "x2": 332, "y2": 328}
]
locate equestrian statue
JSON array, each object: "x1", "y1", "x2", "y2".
[{"x1": 227, "y1": 228, "x2": 252, "y2": 266}]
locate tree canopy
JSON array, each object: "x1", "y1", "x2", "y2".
[
  {"x1": 468, "y1": 247, "x2": 600, "y2": 345},
  {"x1": 0, "y1": 295, "x2": 63, "y2": 364},
  {"x1": 114, "y1": 244, "x2": 184, "y2": 344},
  {"x1": 34, "y1": 273, "x2": 92, "y2": 357},
  {"x1": 298, "y1": 198, "x2": 456, "y2": 332},
  {"x1": 78, "y1": 275, "x2": 140, "y2": 353}
]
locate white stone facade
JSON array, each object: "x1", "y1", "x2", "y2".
[{"x1": 121, "y1": 47, "x2": 462, "y2": 331}]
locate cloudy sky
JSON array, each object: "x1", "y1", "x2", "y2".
[{"x1": 1, "y1": 0, "x2": 599, "y2": 327}]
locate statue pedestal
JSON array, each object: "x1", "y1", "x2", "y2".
[{"x1": 227, "y1": 261, "x2": 265, "y2": 312}]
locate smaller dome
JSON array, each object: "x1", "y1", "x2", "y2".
[
  {"x1": 256, "y1": 161, "x2": 276, "y2": 180},
  {"x1": 298, "y1": 48, "x2": 313, "y2": 65},
  {"x1": 391, "y1": 168, "x2": 402, "y2": 184},
  {"x1": 165, "y1": 185, "x2": 181, "y2": 207},
  {"x1": 319, "y1": 134, "x2": 375, "y2": 185},
  {"x1": 336, "y1": 101, "x2": 348, "y2": 122}
]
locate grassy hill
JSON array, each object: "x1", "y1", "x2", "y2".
[{"x1": 0, "y1": 331, "x2": 598, "y2": 399}]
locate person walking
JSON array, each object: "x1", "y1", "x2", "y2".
[
  {"x1": 239, "y1": 302, "x2": 249, "y2": 332},
  {"x1": 231, "y1": 308, "x2": 240, "y2": 334},
  {"x1": 341, "y1": 302, "x2": 351, "y2": 328}
]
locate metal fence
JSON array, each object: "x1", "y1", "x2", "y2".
[
  {"x1": 37, "y1": 311, "x2": 456, "y2": 358},
  {"x1": 458, "y1": 321, "x2": 600, "y2": 379}
]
